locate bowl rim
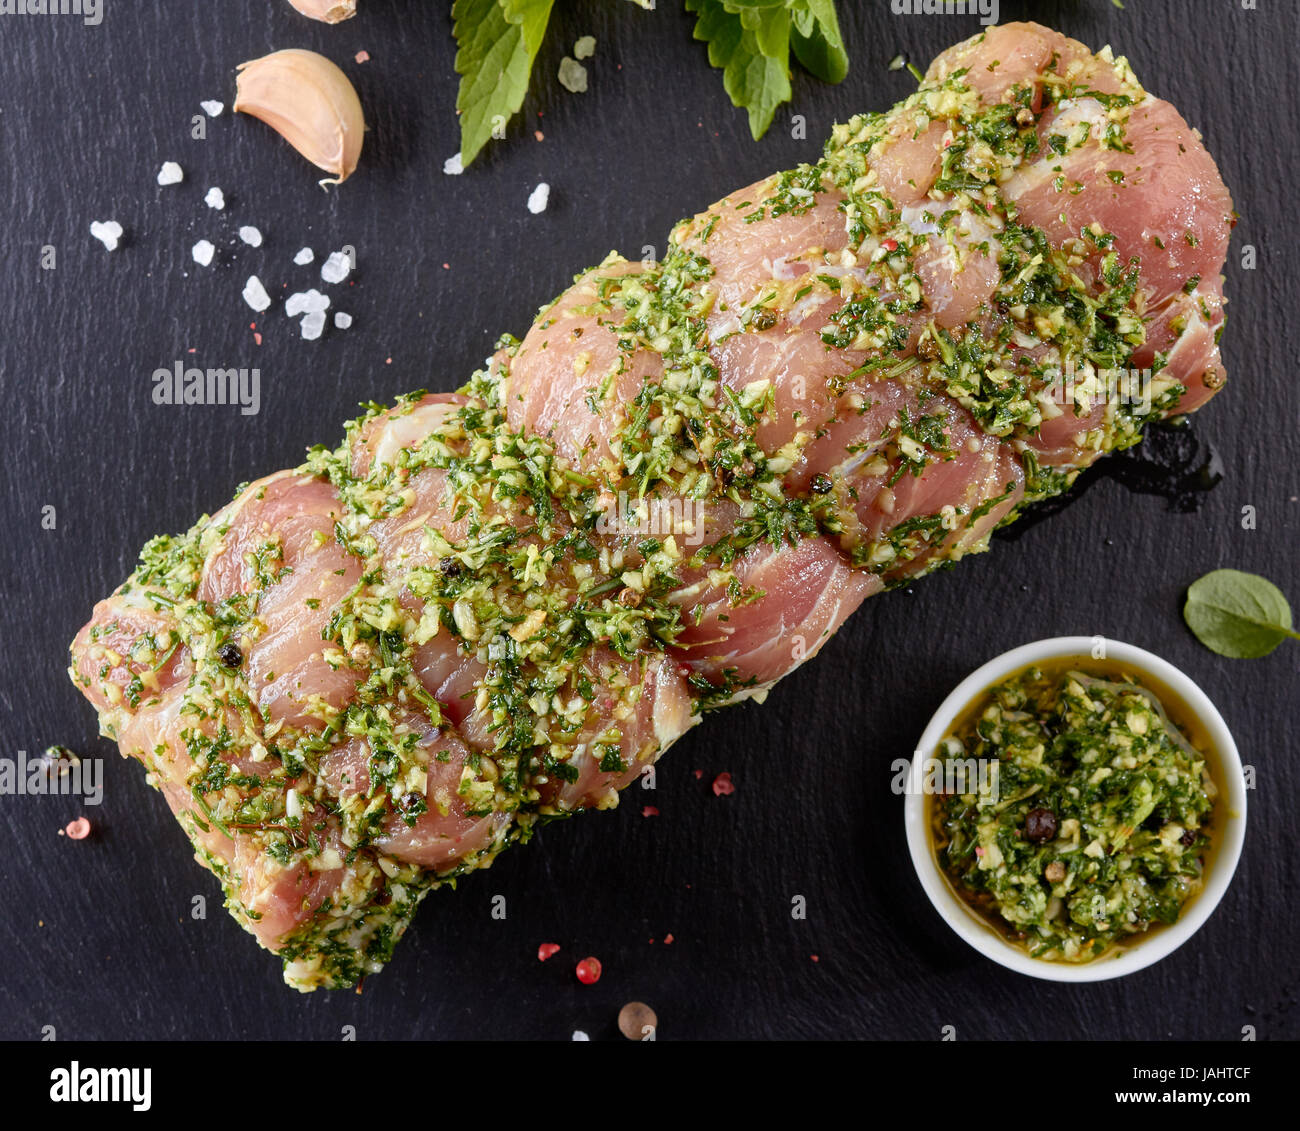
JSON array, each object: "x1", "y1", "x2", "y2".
[{"x1": 902, "y1": 635, "x2": 1247, "y2": 983}]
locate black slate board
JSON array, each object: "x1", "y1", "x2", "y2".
[{"x1": 1, "y1": 0, "x2": 1296, "y2": 1042}]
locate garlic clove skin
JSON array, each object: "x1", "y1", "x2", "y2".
[
  {"x1": 287, "y1": 0, "x2": 357, "y2": 23},
  {"x1": 234, "y1": 49, "x2": 364, "y2": 185}
]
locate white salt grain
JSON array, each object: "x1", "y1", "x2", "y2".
[
  {"x1": 334, "y1": 312, "x2": 353, "y2": 330},
  {"x1": 527, "y1": 182, "x2": 550, "y2": 214},
  {"x1": 191, "y1": 239, "x2": 215, "y2": 266},
  {"x1": 286, "y1": 289, "x2": 330, "y2": 317},
  {"x1": 557, "y1": 57, "x2": 587, "y2": 93},
  {"x1": 239, "y1": 225, "x2": 263, "y2": 248},
  {"x1": 301, "y1": 310, "x2": 327, "y2": 341},
  {"x1": 293, "y1": 247, "x2": 315, "y2": 266},
  {"x1": 200, "y1": 100, "x2": 224, "y2": 117},
  {"x1": 242, "y1": 275, "x2": 271, "y2": 312},
  {"x1": 157, "y1": 161, "x2": 184, "y2": 186},
  {"x1": 321, "y1": 251, "x2": 351, "y2": 284},
  {"x1": 204, "y1": 186, "x2": 225, "y2": 210},
  {"x1": 89, "y1": 220, "x2": 123, "y2": 251},
  {"x1": 574, "y1": 36, "x2": 596, "y2": 60},
  {"x1": 443, "y1": 152, "x2": 464, "y2": 175},
  {"x1": 572, "y1": 1031, "x2": 590, "y2": 1041}
]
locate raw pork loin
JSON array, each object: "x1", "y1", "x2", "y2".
[{"x1": 70, "y1": 23, "x2": 1234, "y2": 989}]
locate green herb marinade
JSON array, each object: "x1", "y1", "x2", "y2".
[{"x1": 934, "y1": 667, "x2": 1216, "y2": 961}]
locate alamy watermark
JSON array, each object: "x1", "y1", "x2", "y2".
[
  {"x1": 891, "y1": 0, "x2": 999, "y2": 27},
  {"x1": 1040, "y1": 363, "x2": 1163, "y2": 415},
  {"x1": 892, "y1": 753, "x2": 1000, "y2": 801},
  {"x1": 0, "y1": 0, "x2": 103, "y2": 26},
  {"x1": 594, "y1": 490, "x2": 706, "y2": 547},
  {"x1": 152, "y1": 361, "x2": 260, "y2": 416},
  {"x1": 0, "y1": 749, "x2": 102, "y2": 805},
  {"x1": 50, "y1": 1063, "x2": 150, "y2": 1111}
]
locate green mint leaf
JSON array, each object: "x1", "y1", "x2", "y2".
[
  {"x1": 1184, "y1": 568, "x2": 1300, "y2": 659},
  {"x1": 788, "y1": 0, "x2": 849, "y2": 84},
  {"x1": 686, "y1": 0, "x2": 792, "y2": 140},
  {"x1": 452, "y1": 0, "x2": 555, "y2": 167}
]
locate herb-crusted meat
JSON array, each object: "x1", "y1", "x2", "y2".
[{"x1": 69, "y1": 23, "x2": 1234, "y2": 990}]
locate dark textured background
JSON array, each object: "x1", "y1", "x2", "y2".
[{"x1": 1, "y1": 0, "x2": 1296, "y2": 1042}]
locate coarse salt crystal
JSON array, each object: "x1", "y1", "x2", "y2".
[
  {"x1": 527, "y1": 182, "x2": 550, "y2": 214},
  {"x1": 443, "y1": 152, "x2": 464, "y2": 176},
  {"x1": 334, "y1": 312, "x2": 353, "y2": 329},
  {"x1": 157, "y1": 161, "x2": 184, "y2": 186},
  {"x1": 301, "y1": 310, "x2": 327, "y2": 341},
  {"x1": 200, "y1": 100, "x2": 224, "y2": 117},
  {"x1": 572, "y1": 1031, "x2": 590, "y2": 1041},
  {"x1": 204, "y1": 186, "x2": 225, "y2": 210},
  {"x1": 293, "y1": 247, "x2": 315, "y2": 266},
  {"x1": 239, "y1": 225, "x2": 263, "y2": 248},
  {"x1": 242, "y1": 275, "x2": 271, "y2": 312},
  {"x1": 191, "y1": 239, "x2": 215, "y2": 266},
  {"x1": 286, "y1": 289, "x2": 330, "y2": 317},
  {"x1": 89, "y1": 220, "x2": 123, "y2": 251},
  {"x1": 557, "y1": 57, "x2": 588, "y2": 93},
  {"x1": 321, "y1": 251, "x2": 351, "y2": 284}
]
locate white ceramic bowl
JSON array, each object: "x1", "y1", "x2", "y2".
[{"x1": 903, "y1": 636, "x2": 1246, "y2": 982}]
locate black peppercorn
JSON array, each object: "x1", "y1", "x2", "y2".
[
  {"x1": 218, "y1": 642, "x2": 243, "y2": 668},
  {"x1": 1024, "y1": 807, "x2": 1058, "y2": 844}
]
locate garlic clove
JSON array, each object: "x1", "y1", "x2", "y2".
[
  {"x1": 287, "y1": 0, "x2": 357, "y2": 23},
  {"x1": 234, "y1": 49, "x2": 364, "y2": 185}
]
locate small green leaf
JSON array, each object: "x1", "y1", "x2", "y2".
[
  {"x1": 1183, "y1": 568, "x2": 1300, "y2": 659},
  {"x1": 452, "y1": 0, "x2": 556, "y2": 167},
  {"x1": 686, "y1": 0, "x2": 792, "y2": 140},
  {"x1": 788, "y1": 0, "x2": 849, "y2": 84}
]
